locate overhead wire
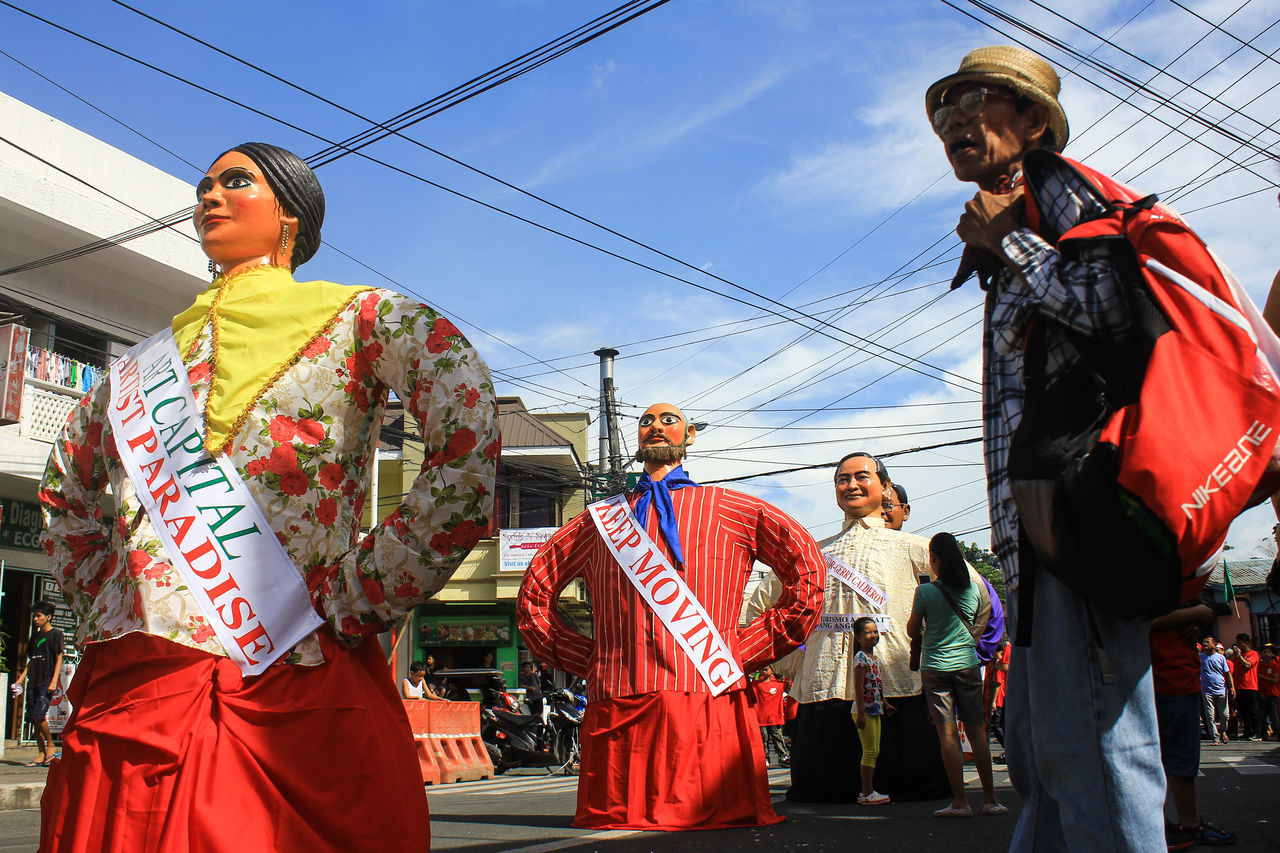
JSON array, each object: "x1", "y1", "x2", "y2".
[
  {"x1": 947, "y1": 0, "x2": 1280, "y2": 184},
  {"x1": 1036, "y1": 2, "x2": 1280, "y2": 194},
  {"x1": 1, "y1": 0, "x2": 984, "y2": 400}
]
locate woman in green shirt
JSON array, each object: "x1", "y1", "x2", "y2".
[{"x1": 907, "y1": 532, "x2": 1005, "y2": 818}]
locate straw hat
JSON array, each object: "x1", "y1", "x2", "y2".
[{"x1": 925, "y1": 45, "x2": 1069, "y2": 152}]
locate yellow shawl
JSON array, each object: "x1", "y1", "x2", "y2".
[{"x1": 172, "y1": 266, "x2": 372, "y2": 455}]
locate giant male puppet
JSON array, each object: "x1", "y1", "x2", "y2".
[
  {"x1": 747, "y1": 451, "x2": 992, "y2": 802},
  {"x1": 516, "y1": 403, "x2": 825, "y2": 830}
]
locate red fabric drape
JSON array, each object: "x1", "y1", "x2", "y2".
[
  {"x1": 574, "y1": 690, "x2": 782, "y2": 831},
  {"x1": 39, "y1": 632, "x2": 429, "y2": 852}
]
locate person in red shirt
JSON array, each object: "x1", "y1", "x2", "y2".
[
  {"x1": 753, "y1": 666, "x2": 790, "y2": 766},
  {"x1": 1228, "y1": 634, "x2": 1263, "y2": 740},
  {"x1": 985, "y1": 639, "x2": 1011, "y2": 763},
  {"x1": 1224, "y1": 644, "x2": 1240, "y2": 740},
  {"x1": 1259, "y1": 645, "x2": 1279, "y2": 741},
  {"x1": 1149, "y1": 602, "x2": 1236, "y2": 848}
]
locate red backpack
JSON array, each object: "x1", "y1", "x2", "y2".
[{"x1": 1009, "y1": 149, "x2": 1280, "y2": 619}]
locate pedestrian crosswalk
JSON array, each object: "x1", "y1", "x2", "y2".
[
  {"x1": 426, "y1": 767, "x2": 794, "y2": 799},
  {"x1": 433, "y1": 754, "x2": 1276, "y2": 803},
  {"x1": 427, "y1": 773, "x2": 580, "y2": 798}
]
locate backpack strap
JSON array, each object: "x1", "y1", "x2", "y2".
[{"x1": 930, "y1": 582, "x2": 981, "y2": 647}]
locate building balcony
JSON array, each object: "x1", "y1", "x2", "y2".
[{"x1": 0, "y1": 378, "x2": 83, "y2": 483}]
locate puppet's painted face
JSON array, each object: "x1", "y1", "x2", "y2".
[
  {"x1": 195, "y1": 151, "x2": 294, "y2": 271},
  {"x1": 636, "y1": 403, "x2": 695, "y2": 464},
  {"x1": 834, "y1": 455, "x2": 884, "y2": 519}
]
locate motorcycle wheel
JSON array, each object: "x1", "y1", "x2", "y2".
[
  {"x1": 553, "y1": 728, "x2": 581, "y2": 777},
  {"x1": 485, "y1": 741, "x2": 507, "y2": 775}
]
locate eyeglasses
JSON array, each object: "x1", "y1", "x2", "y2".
[{"x1": 932, "y1": 87, "x2": 1015, "y2": 134}]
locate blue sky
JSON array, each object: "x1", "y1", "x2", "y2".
[{"x1": 4, "y1": 0, "x2": 1280, "y2": 556}]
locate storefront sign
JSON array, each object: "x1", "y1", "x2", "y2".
[
  {"x1": 39, "y1": 576, "x2": 79, "y2": 641},
  {"x1": 420, "y1": 616, "x2": 512, "y2": 646},
  {"x1": 0, "y1": 498, "x2": 44, "y2": 552},
  {"x1": 498, "y1": 527, "x2": 557, "y2": 573}
]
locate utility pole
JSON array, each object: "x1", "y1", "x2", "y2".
[{"x1": 594, "y1": 348, "x2": 624, "y2": 496}]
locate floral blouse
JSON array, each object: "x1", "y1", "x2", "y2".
[{"x1": 40, "y1": 268, "x2": 498, "y2": 666}]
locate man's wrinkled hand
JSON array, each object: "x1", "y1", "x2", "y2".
[{"x1": 956, "y1": 187, "x2": 1026, "y2": 255}]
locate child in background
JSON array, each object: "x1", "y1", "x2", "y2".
[{"x1": 853, "y1": 616, "x2": 895, "y2": 805}]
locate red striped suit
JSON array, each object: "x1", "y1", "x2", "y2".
[{"x1": 517, "y1": 485, "x2": 824, "y2": 830}]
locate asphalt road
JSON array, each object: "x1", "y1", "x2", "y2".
[{"x1": 3, "y1": 744, "x2": 1278, "y2": 851}]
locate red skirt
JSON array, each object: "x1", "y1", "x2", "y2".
[
  {"x1": 574, "y1": 690, "x2": 782, "y2": 831},
  {"x1": 39, "y1": 631, "x2": 429, "y2": 853}
]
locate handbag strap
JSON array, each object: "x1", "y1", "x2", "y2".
[{"x1": 932, "y1": 581, "x2": 980, "y2": 645}]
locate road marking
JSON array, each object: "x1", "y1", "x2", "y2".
[
  {"x1": 1208, "y1": 755, "x2": 1280, "y2": 774},
  {"x1": 499, "y1": 830, "x2": 637, "y2": 852},
  {"x1": 428, "y1": 776, "x2": 580, "y2": 797},
  {"x1": 486, "y1": 768, "x2": 794, "y2": 850}
]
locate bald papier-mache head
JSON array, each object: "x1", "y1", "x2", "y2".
[{"x1": 634, "y1": 402, "x2": 696, "y2": 467}]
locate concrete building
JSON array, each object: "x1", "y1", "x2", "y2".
[
  {"x1": 1206, "y1": 557, "x2": 1278, "y2": 649},
  {"x1": 393, "y1": 396, "x2": 594, "y2": 686},
  {"x1": 0, "y1": 90, "x2": 207, "y2": 737}
]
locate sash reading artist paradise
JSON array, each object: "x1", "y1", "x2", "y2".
[
  {"x1": 108, "y1": 330, "x2": 323, "y2": 676},
  {"x1": 588, "y1": 494, "x2": 744, "y2": 696},
  {"x1": 817, "y1": 552, "x2": 892, "y2": 634}
]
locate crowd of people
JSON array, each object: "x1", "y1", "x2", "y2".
[
  {"x1": 1199, "y1": 632, "x2": 1280, "y2": 745},
  {"x1": 12, "y1": 38, "x2": 1280, "y2": 853}
]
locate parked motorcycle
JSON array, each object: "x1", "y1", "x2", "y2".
[{"x1": 481, "y1": 677, "x2": 582, "y2": 775}]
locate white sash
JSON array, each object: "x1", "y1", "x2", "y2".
[
  {"x1": 108, "y1": 330, "x2": 323, "y2": 676},
  {"x1": 587, "y1": 494, "x2": 744, "y2": 696},
  {"x1": 814, "y1": 553, "x2": 891, "y2": 633},
  {"x1": 823, "y1": 552, "x2": 888, "y2": 609},
  {"x1": 817, "y1": 613, "x2": 893, "y2": 634}
]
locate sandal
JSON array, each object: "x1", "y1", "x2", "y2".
[
  {"x1": 933, "y1": 804, "x2": 973, "y2": 818},
  {"x1": 982, "y1": 803, "x2": 1009, "y2": 815}
]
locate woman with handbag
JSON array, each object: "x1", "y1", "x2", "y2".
[{"x1": 906, "y1": 532, "x2": 1006, "y2": 818}]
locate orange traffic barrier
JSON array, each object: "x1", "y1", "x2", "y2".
[
  {"x1": 403, "y1": 700, "x2": 494, "y2": 785},
  {"x1": 403, "y1": 702, "x2": 442, "y2": 785}
]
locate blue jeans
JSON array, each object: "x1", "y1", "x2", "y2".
[{"x1": 1006, "y1": 568, "x2": 1165, "y2": 852}]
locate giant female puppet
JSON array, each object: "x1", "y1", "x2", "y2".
[
  {"x1": 38, "y1": 143, "x2": 497, "y2": 852},
  {"x1": 516, "y1": 402, "x2": 824, "y2": 830}
]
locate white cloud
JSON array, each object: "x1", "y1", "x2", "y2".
[
  {"x1": 525, "y1": 67, "x2": 789, "y2": 188},
  {"x1": 591, "y1": 60, "x2": 618, "y2": 91}
]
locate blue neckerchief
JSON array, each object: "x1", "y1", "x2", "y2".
[{"x1": 631, "y1": 465, "x2": 699, "y2": 567}]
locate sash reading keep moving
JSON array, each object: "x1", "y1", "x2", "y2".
[
  {"x1": 817, "y1": 552, "x2": 892, "y2": 634},
  {"x1": 588, "y1": 494, "x2": 744, "y2": 696},
  {"x1": 108, "y1": 330, "x2": 323, "y2": 676}
]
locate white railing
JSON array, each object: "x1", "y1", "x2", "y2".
[{"x1": 20, "y1": 378, "x2": 83, "y2": 442}]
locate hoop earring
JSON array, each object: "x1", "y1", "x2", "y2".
[{"x1": 208, "y1": 259, "x2": 220, "y2": 281}]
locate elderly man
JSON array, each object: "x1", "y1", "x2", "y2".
[
  {"x1": 516, "y1": 402, "x2": 824, "y2": 830},
  {"x1": 932, "y1": 45, "x2": 1165, "y2": 849},
  {"x1": 748, "y1": 452, "x2": 991, "y2": 803}
]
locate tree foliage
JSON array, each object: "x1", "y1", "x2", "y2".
[{"x1": 957, "y1": 540, "x2": 1005, "y2": 604}]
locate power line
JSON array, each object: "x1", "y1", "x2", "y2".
[
  {"x1": 3, "y1": 0, "x2": 983, "y2": 397},
  {"x1": 698, "y1": 436, "x2": 983, "y2": 485},
  {"x1": 943, "y1": 0, "x2": 1280, "y2": 185}
]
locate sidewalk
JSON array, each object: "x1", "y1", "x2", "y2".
[{"x1": 0, "y1": 742, "x2": 54, "y2": 811}]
